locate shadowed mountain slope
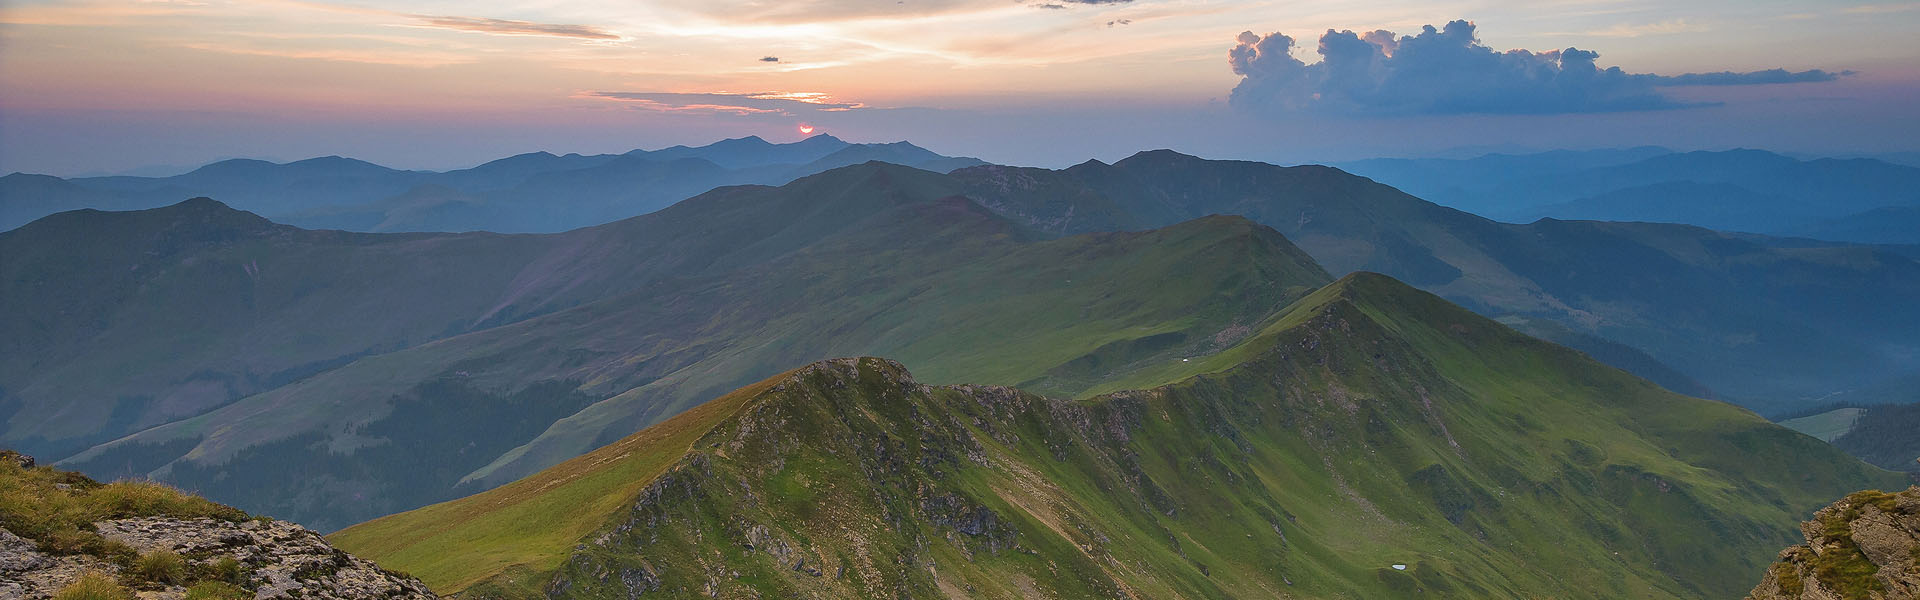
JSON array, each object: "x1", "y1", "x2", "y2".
[
  {"x1": 950, "y1": 151, "x2": 1920, "y2": 412},
  {"x1": 51, "y1": 163, "x2": 1330, "y2": 530}
]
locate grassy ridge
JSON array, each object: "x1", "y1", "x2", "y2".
[
  {"x1": 327, "y1": 375, "x2": 778, "y2": 593},
  {"x1": 336, "y1": 274, "x2": 1901, "y2": 598}
]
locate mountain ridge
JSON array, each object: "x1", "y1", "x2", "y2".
[
  {"x1": 948, "y1": 150, "x2": 1920, "y2": 412},
  {"x1": 0, "y1": 135, "x2": 986, "y2": 233},
  {"x1": 334, "y1": 271, "x2": 1902, "y2": 599},
  {"x1": 50, "y1": 173, "x2": 1332, "y2": 531}
]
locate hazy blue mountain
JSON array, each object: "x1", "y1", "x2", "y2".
[
  {"x1": 1342, "y1": 148, "x2": 1920, "y2": 244},
  {"x1": 0, "y1": 135, "x2": 985, "y2": 233},
  {"x1": 0, "y1": 173, "x2": 132, "y2": 228},
  {"x1": 1334, "y1": 146, "x2": 1673, "y2": 213},
  {"x1": 1500, "y1": 149, "x2": 1920, "y2": 219},
  {"x1": 638, "y1": 133, "x2": 851, "y2": 168},
  {"x1": 428, "y1": 151, "x2": 620, "y2": 192},
  {"x1": 948, "y1": 150, "x2": 1920, "y2": 414},
  {"x1": 1787, "y1": 206, "x2": 1920, "y2": 245},
  {"x1": 1524, "y1": 180, "x2": 1820, "y2": 233}
]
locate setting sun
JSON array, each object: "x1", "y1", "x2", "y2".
[{"x1": 798, "y1": 124, "x2": 816, "y2": 135}]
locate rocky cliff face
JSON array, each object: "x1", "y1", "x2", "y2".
[
  {"x1": 0, "y1": 451, "x2": 436, "y2": 600},
  {"x1": 1748, "y1": 487, "x2": 1920, "y2": 600}
]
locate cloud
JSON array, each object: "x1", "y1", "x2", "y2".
[
  {"x1": 1227, "y1": 20, "x2": 1849, "y2": 117},
  {"x1": 1845, "y1": 4, "x2": 1920, "y2": 14},
  {"x1": 1030, "y1": 0, "x2": 1128, "y2": 8},
  {"x1": 1650, "y1": 68, "x2": 1849, "y2": 86},
  {"x1": 409, "y1": 15, "x2": 620, "y2": 40},
  {"x1": 760, "y1": 56, "x2": 781, "y2": 62},
  {"x1": 581, "y1": 91, "x2": 867, "y2": 116},
  {"x1": 1576, "y1": 19, "x2": 1708, "y2": 38}
]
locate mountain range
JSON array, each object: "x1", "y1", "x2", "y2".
[
  {"x1": 0, "y1": 135, "x2": 984, "y2": 234},
  {"x1": 329, "y1": 274, "x2": 1900, "y2": 599},
  {"x1": 29, "y1": 163, "x2": 1329, "y2": 530},
  {"x1": 1340, "y1": 148, "x2": 1920, "y2": 244},
  {"x1": 6, "y1": 145, "x2": 1917, "y2": 599},
  {"x1": 946, "y1": 151, "x2": 1920, "y2": 412},
  {"x1": 10, "y1": 152, "x2": 1920, "y2": 532}
]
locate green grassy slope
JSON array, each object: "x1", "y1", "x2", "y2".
[
  {"x1": 67, "y1": 182, "x2": 1330, "y2": 531},
  {"x1": 336, "y1": 274, "x2": 1901, "y2": 599},
  {"x1": 951, "y1": 152, "x2": 1920, "y2": 413},
  {"x1": 1778, "y1": 408, "x2": 1866, "y2": 443}
]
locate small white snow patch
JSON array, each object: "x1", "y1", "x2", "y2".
[{"x1": 1391, "y1": 564, "x2": 1407, "y2": 571}]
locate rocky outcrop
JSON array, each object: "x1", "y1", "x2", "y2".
[
  {"x1": 0, "y1": 452, "x2": 436, "y2": 600},
  {"x1": 1748, "y1": 487, "x2": 1920, "y2": 599},
  {"x1": 2, "y1": 518, "x2": 436, "y2": 600}
]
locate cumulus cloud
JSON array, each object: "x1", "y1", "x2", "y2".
[
  {"x1": 1227, "y1": 20, "x2": 1848, "y2": 117},
  {"x1": 582, "y1": 91, "x2": 866, "y2": 116},
  {"x1": 411, "y1": 15, "x2": 620, "y2": 40}
]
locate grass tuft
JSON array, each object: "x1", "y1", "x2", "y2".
[
  {"x1": 52, "y1": 572, "x2": 132, "y2": 600},
  {"x1": 183, "y1": 581, "x2": 249, "y2": 600},
  {"x1": 131, "y1": 549, "x2": 188, "y2": 585},
  {"x1": 0, "y1": 452, "x2": 245, "y2": 563}
]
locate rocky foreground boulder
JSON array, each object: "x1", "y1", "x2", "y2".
[
  {"x1": 1748, "y1": 486, "x2": 1920, "y2": 599},
  {"x1": 0, "y1": 450, "x2": 435, "y2": 600}
]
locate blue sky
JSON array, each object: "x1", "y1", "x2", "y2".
[{"x1": 1, "y1": 0, "x2": 1916, "y2": 174}]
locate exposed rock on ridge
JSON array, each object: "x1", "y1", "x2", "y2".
[
  {"x1": 0, "y1": 452, "x2": 436, "y2": 600},
  {"x1": 1748, "y1": 487, "x2": 1920, "y2": 600}
]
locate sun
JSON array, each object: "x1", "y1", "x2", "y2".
[{"x1": 798, "y1": 124, "x2": 816, "y2": 135}]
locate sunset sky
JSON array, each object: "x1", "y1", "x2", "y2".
[{"x1": 2, "y1": 0, "x2": 1917, "y2": 175}]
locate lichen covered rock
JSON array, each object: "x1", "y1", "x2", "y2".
[
  {"x1": 1748, "y1": 487, "x2": 1920, "y2": 600},
  {"x1": 0, "y1": 452, "x2": 436, "y2": 600}
]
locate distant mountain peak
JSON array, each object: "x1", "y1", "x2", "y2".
[
  {"x1": 174, "y1": 195, "x2": 230, "y2": 210},
  {"x1": 145, "y1": 196, "x2": 277, "y2": 230},
  {"x1": 1116, "y1": 148, "x2": 1202, "y2": 165}
]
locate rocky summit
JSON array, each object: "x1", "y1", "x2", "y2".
[
  {"x1": 0, "y1": 452, "x2": 435, "y2": 600},
  {"x1": 1748, "y1": 487, "x2": 1920, "y2": 600}
]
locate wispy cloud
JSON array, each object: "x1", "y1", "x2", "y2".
[
  {"x1": 1844, "y1": 4, "x2": 1920, "y2": 14},
  {"x1": 1577, "y1": 19, "x2": 1708, "y2": 38},
  {"x1": 407, "y1": 15, "x2": 622, "y2": 40},
  {"x1": 581, "y1": 91, "x2": 868, "y2": 115},
  {"x1": 179, "y1": 41, "x2": 478, "y2": 67},
  {"x1": 1650, "y1": 69, "x2": 1850, "y2": 86}
]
